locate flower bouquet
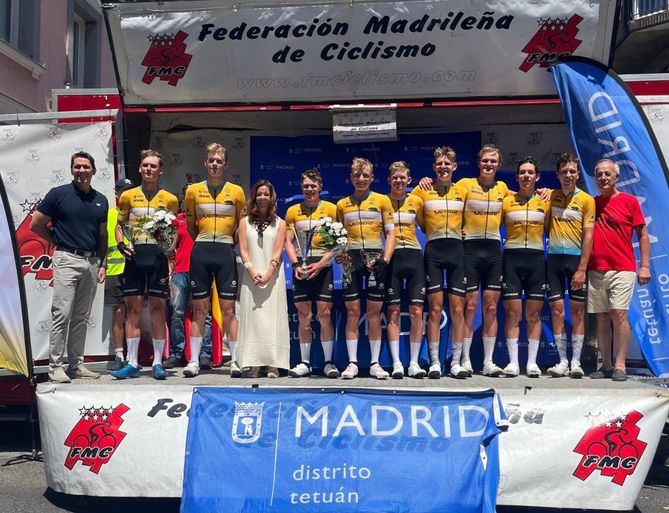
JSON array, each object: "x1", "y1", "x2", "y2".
[
  {"x1": 142, "y1": 208, "x2": 178, "y2": 254},
  {"x1": 316, "y1": 217, "x2": 352, "y2": 287}
]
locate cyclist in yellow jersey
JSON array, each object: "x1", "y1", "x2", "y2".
[
  {"x1": 413, "y1": 146, "x2": 469, "y2": 379},
  {"x1": 336, "y1": 157, "x2": 395, "y2": 380},
  {"x1": 385, "y1": 161, "x2": 425, "y2": 379},
  {"x1": 546, "y1": 154, "x2": 595, "y2": 378},
  {"x1": 501, "y1": 158, "x2": 548, "y2": 378},
  {"x1": 184, "y1": 143, "x2": 246, "y2": 378},
  {"x1": 460, "y1": 144, "x2": 512, "y2": 377},
  {"x1": 284, "y1": 168, "x2": 339, "y2": 379},
  {"x1": 113, "y1": 150, "x2": 179, "y2": 381}
]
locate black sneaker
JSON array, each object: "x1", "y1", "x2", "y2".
[
  {"x1": 590, "y1": 366, "x2": 613, "y2": 379},
  {"x1": 107, "y1": 356, "x2": 124, "y2": 371},
  {"x1": 199, "y1": 355, "x2": 213, "y2": 369},
  {"x1": 611, "y1": 368, "x2": 627, "y2": 382},
  {"x1": 163, "y1": 355, "x2": 181, "y2": 369}
]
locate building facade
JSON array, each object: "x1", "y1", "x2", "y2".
[{"x1": 0, "y1": 0, "x2": 116, "y2": 114}]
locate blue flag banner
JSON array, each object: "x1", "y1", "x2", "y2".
[
  {"x1": 182, "y1": 388, "x2": 505, "y2": 513},
  {"x1": 551, "y1": 58, "x2": 669, "y2": 377}
]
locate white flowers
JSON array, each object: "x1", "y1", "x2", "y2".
[{"x1": 317, "y1": 217, "x2": 348, "y2": 250}]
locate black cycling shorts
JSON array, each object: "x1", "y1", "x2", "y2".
[
  {"x1": 502, "y1": 249, "x2": 546, "y2": 301},
  {"x1": 386, "y1": 248, "x2": 426, "y2": 305},
  {"x1": 343, "y1": 249, "x2": 386, "y2": 302},
  {"x1": 292, "y1": 256, "x2": 334, "y2": 303},
  {"x1": 122, "y1": 244, "x2": 169, "y2": 299},
  {"x1": 189, "y1": 242, "x2": 238, "y2": 300},
  {"x1": 464, "y1": 239, "x2": 503, "y2": 292},
  {"x1": 546, "y1": 253, "x2": 587, "y2": 303},
  {"x1": 424, "y1": 238, "x2": 467, "y2": 297}
]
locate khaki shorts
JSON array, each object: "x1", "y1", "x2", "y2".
[{"x1": 587, "y1": 270, "x2": 636, "y2": 313}]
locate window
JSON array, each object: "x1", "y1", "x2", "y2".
[
  {"x1": 0, "y1": 0, "x2": 38, "y2": 58},
  {"x1": 72, "y1": 13, "x2": 86, "y2": 87}
]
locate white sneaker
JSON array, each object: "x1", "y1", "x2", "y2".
[
  {"x1": 461, "y1": 360, "x2": 474, "y2": 376},
  {"x1": 183, "y1": 361, "x2": 200, "y2": 378},
  {"x1": 548, "y1": 361, "x2": 569, "y2": 377},
  {"x1": 428, "y1": 362, "x2": 442, "y2": 379},
  {"x1": 289, "y1": 362, "x2": 312, "y2": 377},
  {"x1": 526, "y1": 363, "x2": 542, "y2": 378},
  {"x1": 450, "y1": 363, "x2": 468, "y2": 379},
  {"x1": 482, "y1": 362, "x2": 503, "y2": 377},
  {"x1": 391, "y1": 362, "x2": 404, "y2": 379},
  {"x1": 502, "y1": 363, "x2": 520, "y2": 377},
  {"x1": 570, "y1": 362, "x2": 585, "y2": 379},
  {"x1": 341, "y1": 362, "x2": 359, "y2": 380},
  {"x1": 230, "y1": 361, "x2": 242, "y2": 378},
  {"x1": 323, "y1": 362, "x2": 340, "y2": 379},
  {"x1": 408, "y1": 361, "x2": 426, "y2": 379},
  {"x1": 370, "y1": 363, "x2": 390, "y2": 380}
]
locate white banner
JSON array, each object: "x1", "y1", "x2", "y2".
[
  {"x1": 0, "y1": 177, "x2": 29, "y2": 376},
  {"x1": 104, "y1": 0, "x2": 616, "y2": 105},
  {"x1": 333, "y1": 109, "x2": 397, "y2": 143},
  {"x1": 0, "y1": 122, "x2": 115, "y2": 366},
  {"x1": 37, "y1": 384, "x2": 669, "y2": 509}
]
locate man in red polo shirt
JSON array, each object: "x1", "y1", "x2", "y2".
[{"x1": 587, "y1": 159, "x2": 651, "y2": 381}]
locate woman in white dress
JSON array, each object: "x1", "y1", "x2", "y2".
[{"x1": 237, "y1": 179, "x2": 290, "y2": 377}]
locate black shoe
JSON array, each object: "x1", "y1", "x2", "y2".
[
  {"x1": 611, "y1": 368, "x2": 627, "y2": 382},
  {"x1": 199, "y1": 355, "x2": 213, "y2": 369},
  {"x1": 163, "y1": 355, "x2": 181, "y2": 369},
  {"x1": 590, "y1": 366, "x2": 613, "y2": 379}
]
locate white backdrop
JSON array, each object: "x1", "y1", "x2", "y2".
[{"x1": 0, "y1": 122, "x2": 115, "y2": 367}]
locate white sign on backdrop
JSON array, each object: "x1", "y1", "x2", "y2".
[
  {"x1": 333, "y1": 109, "x2": 397, "y2": 143},
  {"x1": 0, "y1": 122, "x2": 115, "y2": 366},
  {"x1": 37, "y1": 384, "x2": 669, "y2": 510},
  {"x1": 104, "y1": 0, "x2": 616, "y2": 105}
]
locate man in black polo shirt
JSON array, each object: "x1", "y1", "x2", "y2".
[{"x1": 31, "y1": 151, "x2": 109, "y2": 383}]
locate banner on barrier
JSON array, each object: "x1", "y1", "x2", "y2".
[
  {"x1": 104, "y1": 0, "x2": 616, "y2": 105},
  {"x1": 551, "y1": 58, "x2": 669, "y2": 377},
  {"x1": 36, "y1": 383, "x2": 669, "y2": 510},
  {"x1": 0, "y1": 176, "x2": 31, "y2": 376},
  {"x1": 0, "y1": 122, "x2": 115, "y2": 365},
  {"x1": 182, "y1": 387, "x2": 505, "y2": 513}
]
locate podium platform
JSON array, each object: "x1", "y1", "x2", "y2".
[{"x1": 36, "y1": 369, "x2": 669, "y2": 511}]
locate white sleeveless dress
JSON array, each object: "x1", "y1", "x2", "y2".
[{"x1": 237, "y1": 218, "x2": 290, "y2": 369}]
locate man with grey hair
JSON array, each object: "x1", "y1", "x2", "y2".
[{"x1": 587, "y1": 159, "x2": 650, "y2": 381}]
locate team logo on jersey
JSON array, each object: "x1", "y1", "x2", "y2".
[
  {"x1": 572, "y1": 410, "x2": 647, "y2": 486},
  {"x1": 141, "y1": 31, "x2": 193, "y2": 87},
  {"x1": 520, "y1": 14, "x2": 583, "y2": 72},
  {"x1": 64, "y1": 404, "x2": 130, "y2": 474},
  {"x1": 232, "y1": 402, "x2": 265, "y2": 444}
]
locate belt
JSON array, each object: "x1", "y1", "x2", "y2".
[{"x1": 56, "y1": 246, "x2": 97, "y2": 258}]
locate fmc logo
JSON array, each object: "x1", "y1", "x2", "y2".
[
  {"x1": 519, "y1": 14, "x2": 583, "y2": 72},
  {"x1": 141, "y1": 31, "x2": 193, "y2": 87},
  {"x1": 572, "y1": 410, "x2": 647, "y2": 486},
  {"x1": 64, "y1": 404, "x2": 130, "y2": 474}
]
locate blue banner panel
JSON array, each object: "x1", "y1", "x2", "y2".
[
  {"x1": 551, "y1": 58, "x2": 669, "y2": 377},
  {"x1": 182, "y1": 388, "x2": 505, "y2": 513}
]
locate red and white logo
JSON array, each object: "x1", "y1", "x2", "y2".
[
  {"x1": 64, "y1": 404, "x2": 130, "y2": 474},
  {"x1": 519, "y1": 14, "x2": 583, "y2": 72},
  {"x1": 141, "y1": 31, "x2": 193, "y2": 87},
  {"x1": 16, "y1": 202, "x2": 54, "y2": 285},
  {"x1": 573, "y1": 410, "x2": 647, "y2": 486}
]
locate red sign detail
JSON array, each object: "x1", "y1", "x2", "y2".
[
  {"x1": 141, "y1": 31, "x2": 193, "y2": 87},
  {"x1": 16, "y1": 205, "x2": 54, "y2": 285},
  {"x1": 519, "y1": 14, "x2": 583, "y2": 72},
  {"x1": 573, "y1": 410, "x2": 647, "y2": 486},
  {"x1": 64, "y1": 404, "x2": 130, "y2": 474}
]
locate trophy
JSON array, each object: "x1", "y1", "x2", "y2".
[
  {"x1": 294, "y1": 227, "x2": 315, "y2": 280},
  {"x1": 363, "y1": 249, "x2": 382, "y2": 288}
]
